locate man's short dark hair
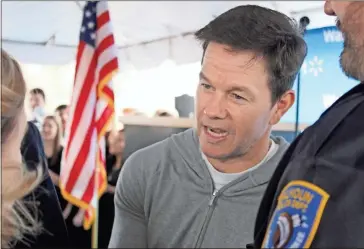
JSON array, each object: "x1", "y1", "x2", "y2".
[
  {"x1": 195, "y1": 5, "x2": 307, "y2": 103},
  {"x1": 30, "y1": 88, "x2": 45, "y2": 101},
  {"x1": 55, "y1": 104, "x2": 68, "y2": 113}
]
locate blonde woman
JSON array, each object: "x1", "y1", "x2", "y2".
[
  {"x1": 2, "y1": 49, "x2": 69, "y2": 248},
  {"x1": 41, "y1": 116, "x2": 63, "y2": 187},
  {"x1": 1, "y1": 48, "x2": 43, "y2": 247}
]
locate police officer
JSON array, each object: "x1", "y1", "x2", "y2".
[{"x1": 253, "y1": 1, "x2": 364, "y2": 248}]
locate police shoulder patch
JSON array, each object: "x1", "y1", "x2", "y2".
[{"x1": 262, "y1": 180, "x2": 329, "y2": 248}]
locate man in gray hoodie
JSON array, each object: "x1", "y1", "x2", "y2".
[{"x1": 109, "y1": 5, "x2": 307, "y2": 248}]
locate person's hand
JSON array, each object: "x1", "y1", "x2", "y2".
[
  {"x1": 107, "y1": 185, "x2": 115, "y2": 193},
  {"x1": 62, "y1": 203, "x2": 72, "y2": 219},
  {"x1": 49, "y1": 170, "x2": 59, "y2": 186}
]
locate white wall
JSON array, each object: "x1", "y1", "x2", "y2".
[{"x1": 20, "y1": 59, "x2": 201, "y2": 118}]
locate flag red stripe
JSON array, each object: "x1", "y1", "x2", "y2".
[
  {"x1": 98, "y1": 148, "x2": 105, "y2": 166},
  {"x1": 74, "y1": 42, "x2": 86, "y2": 79},
  {"x1": 97, "y1": 107, "x2": 113, "y2": 133},
  {"x1": 97, "y1": 11, "x2": 110, "y2": 29},
  {"x1": 81, "y1": 170, "x2": 95, "y2": 203},
  {"x1": 64, "y1": 114, "x2": 95, "y2": 192},
  {"x1": 81, "y1": 154, "x2": 106, "y2": 204},
  {"x1": 96, "y1": 34, "x2": 115, "y2": 56},
  {"x1": 66, "y1": 52, "x2": 97, "y2": 157},
  {"x1": 81, "y1": 145, "x2": 107, "y2": 204},
  {"x1": 102, "y1": 86, "x2": 114, "y2": 101},
  {"x1": 99, "y1": 58, "x2": 118, "y2": 84},
  {"x1": 85, "y1": 210, "x2": 91, "y2": 220}
]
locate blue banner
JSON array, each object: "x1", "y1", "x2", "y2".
[{"x1": 282, "y1": 26, "x2": 358, "y2": 124}]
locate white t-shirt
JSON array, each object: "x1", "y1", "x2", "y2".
[{"x1": 201, "y1": 139, "x2": 278, "y2": 191}]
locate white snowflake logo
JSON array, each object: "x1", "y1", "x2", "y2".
[
  {"x1": 308, "y1": 56, "x2": 324, "y2": 77},
  {"x1": 301, "y1": 62, "x2": 307, "y2": 75}
]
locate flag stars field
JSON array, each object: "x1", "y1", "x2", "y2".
[{"x1": 88, "y1": 22, "x2": 95, "y2": 29}]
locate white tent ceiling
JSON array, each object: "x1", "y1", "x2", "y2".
[{"x1": 2, "y1": 1, "x2": 337, "y2": 69}]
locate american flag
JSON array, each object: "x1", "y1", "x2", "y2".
[{"x1": 60, "y1": 0, "x2": 118, "y2": 230}]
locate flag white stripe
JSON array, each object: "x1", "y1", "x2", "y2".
[
  {"x1": 96, "y1": 1, "x2": 109, "y2": 18},
  {"x1": 66, "y1": 89, "x2": 97, "y2": 174},
  {"x1": 62, "y1": 45, "x2": 95, "y2": 154},
  {"x1": 99, "y1": 138, "x2": 106, "y2": 162},
  {"x1": 67, "y1": 46, "x2": 95, "y2": 131},
  {"x1": 71, "y1": 129, "x2": 98, "y2": 199},
  {"x1": 96, "y1": 100, "x2": 108, "y2": 121},
  {"x1": 96, "y1": 22, "x2": 112, "y2": 46},
  {"x1": 61, "y1": 90, "x2": 96, "y2": 184},
  {"x1": 98, "y1": 46, "x2": 118, "y2": 72}
]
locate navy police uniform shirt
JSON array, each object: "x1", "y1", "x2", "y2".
[{"x1": 253, "y1": 83, "x2": 364, "y2": 248}]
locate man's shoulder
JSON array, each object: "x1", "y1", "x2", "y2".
[{"x1": 123, "y1": 128, "x2": 195, "y2": 174}]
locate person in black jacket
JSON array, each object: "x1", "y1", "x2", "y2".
[
  {"x1": 17, "y1": 121, "x2": 69, "y2": 248},
  {"x1": 253, "y1": 2, "x2": 364, "y2": 248}
]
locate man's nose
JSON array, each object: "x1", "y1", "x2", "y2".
[
  {"x1": 203, "y1": 94, "x2": 227, "y2": 120},
  {"x1": 324, "y1": 1, "x2": 336, "y2": 16}
]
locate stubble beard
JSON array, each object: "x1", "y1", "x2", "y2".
[{"x1": 338, "y1": 7, "x2": 364, "y2": 81}]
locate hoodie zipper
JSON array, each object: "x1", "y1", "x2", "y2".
[
  {"x1": 194, "y1": 172, "x2": 253, "y2": 248},
  {"x1": 209, "y1": 189, "x2": 218, "y2": 206},
  {"x1": 194, "y1": 189, "x2": 220, "y2": 248}
]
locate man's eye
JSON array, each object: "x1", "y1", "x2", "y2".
[
  {"x1": 201, "y1": 83, "x2": 212, "y2": 89},
  {"x1": 232, "y1": 93, "x2": 244, "y2": 100}
]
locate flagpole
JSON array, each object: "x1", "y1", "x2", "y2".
[
  {"x1": 294, "y1": 16, "x2": 310, "y2": 138},
  {"x1": 92, "y1": 156, "x2": 100, "y2": 248}
]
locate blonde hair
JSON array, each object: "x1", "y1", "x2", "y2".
[
  {"x1": 43, "y1": 115, "x2": 62, "y2": 166},
  {"x1": 1, "y1": 49, "x2": 43, "y2": 247}
]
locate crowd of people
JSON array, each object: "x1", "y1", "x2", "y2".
[
  {"x1": 22, "y1": 83, "x2": 177, "y2": 247},
  {"x1": 26, "y1": 88, "x2": 127, "y2": 247},
  {"x1": 1, "y1": 1, "x2": 364, "y2": 248}
]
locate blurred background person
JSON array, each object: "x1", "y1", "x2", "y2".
[
  {"x1": 122, "y1": 107, "x2": 147, "y2": 116},
  {"x1": 106, "y1": 123, "x2": 125, "y2": 191},
  {"x1": 41, "y1": 115, "x2": 66, "y2": 207},
  {"x1": 41, "y1": 115, "x2": 89, "y2": 247},
  {"x1": 29, "y1": 88, "x2": 46, "y2": 130},
  {"x1": 98, "y1": 123, "x2": 126, "y2": 247},
  {"x1": 154, "y1": 108, "x2": 179, "y2": 117},
  {"x1": 55, "y1": 104, "x2": 69, "y2": 137},
  {"x1": 2, "y1": 49, "x2": 68, "y2": 248}
]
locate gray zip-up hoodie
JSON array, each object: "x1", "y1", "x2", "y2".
[{"x1": 109, "y1": 128, "x2": 289, "y2": 248}]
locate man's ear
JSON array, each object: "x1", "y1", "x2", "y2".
[{"x1": 269, "y1": 90, "x2": 295, "y2": 126}]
